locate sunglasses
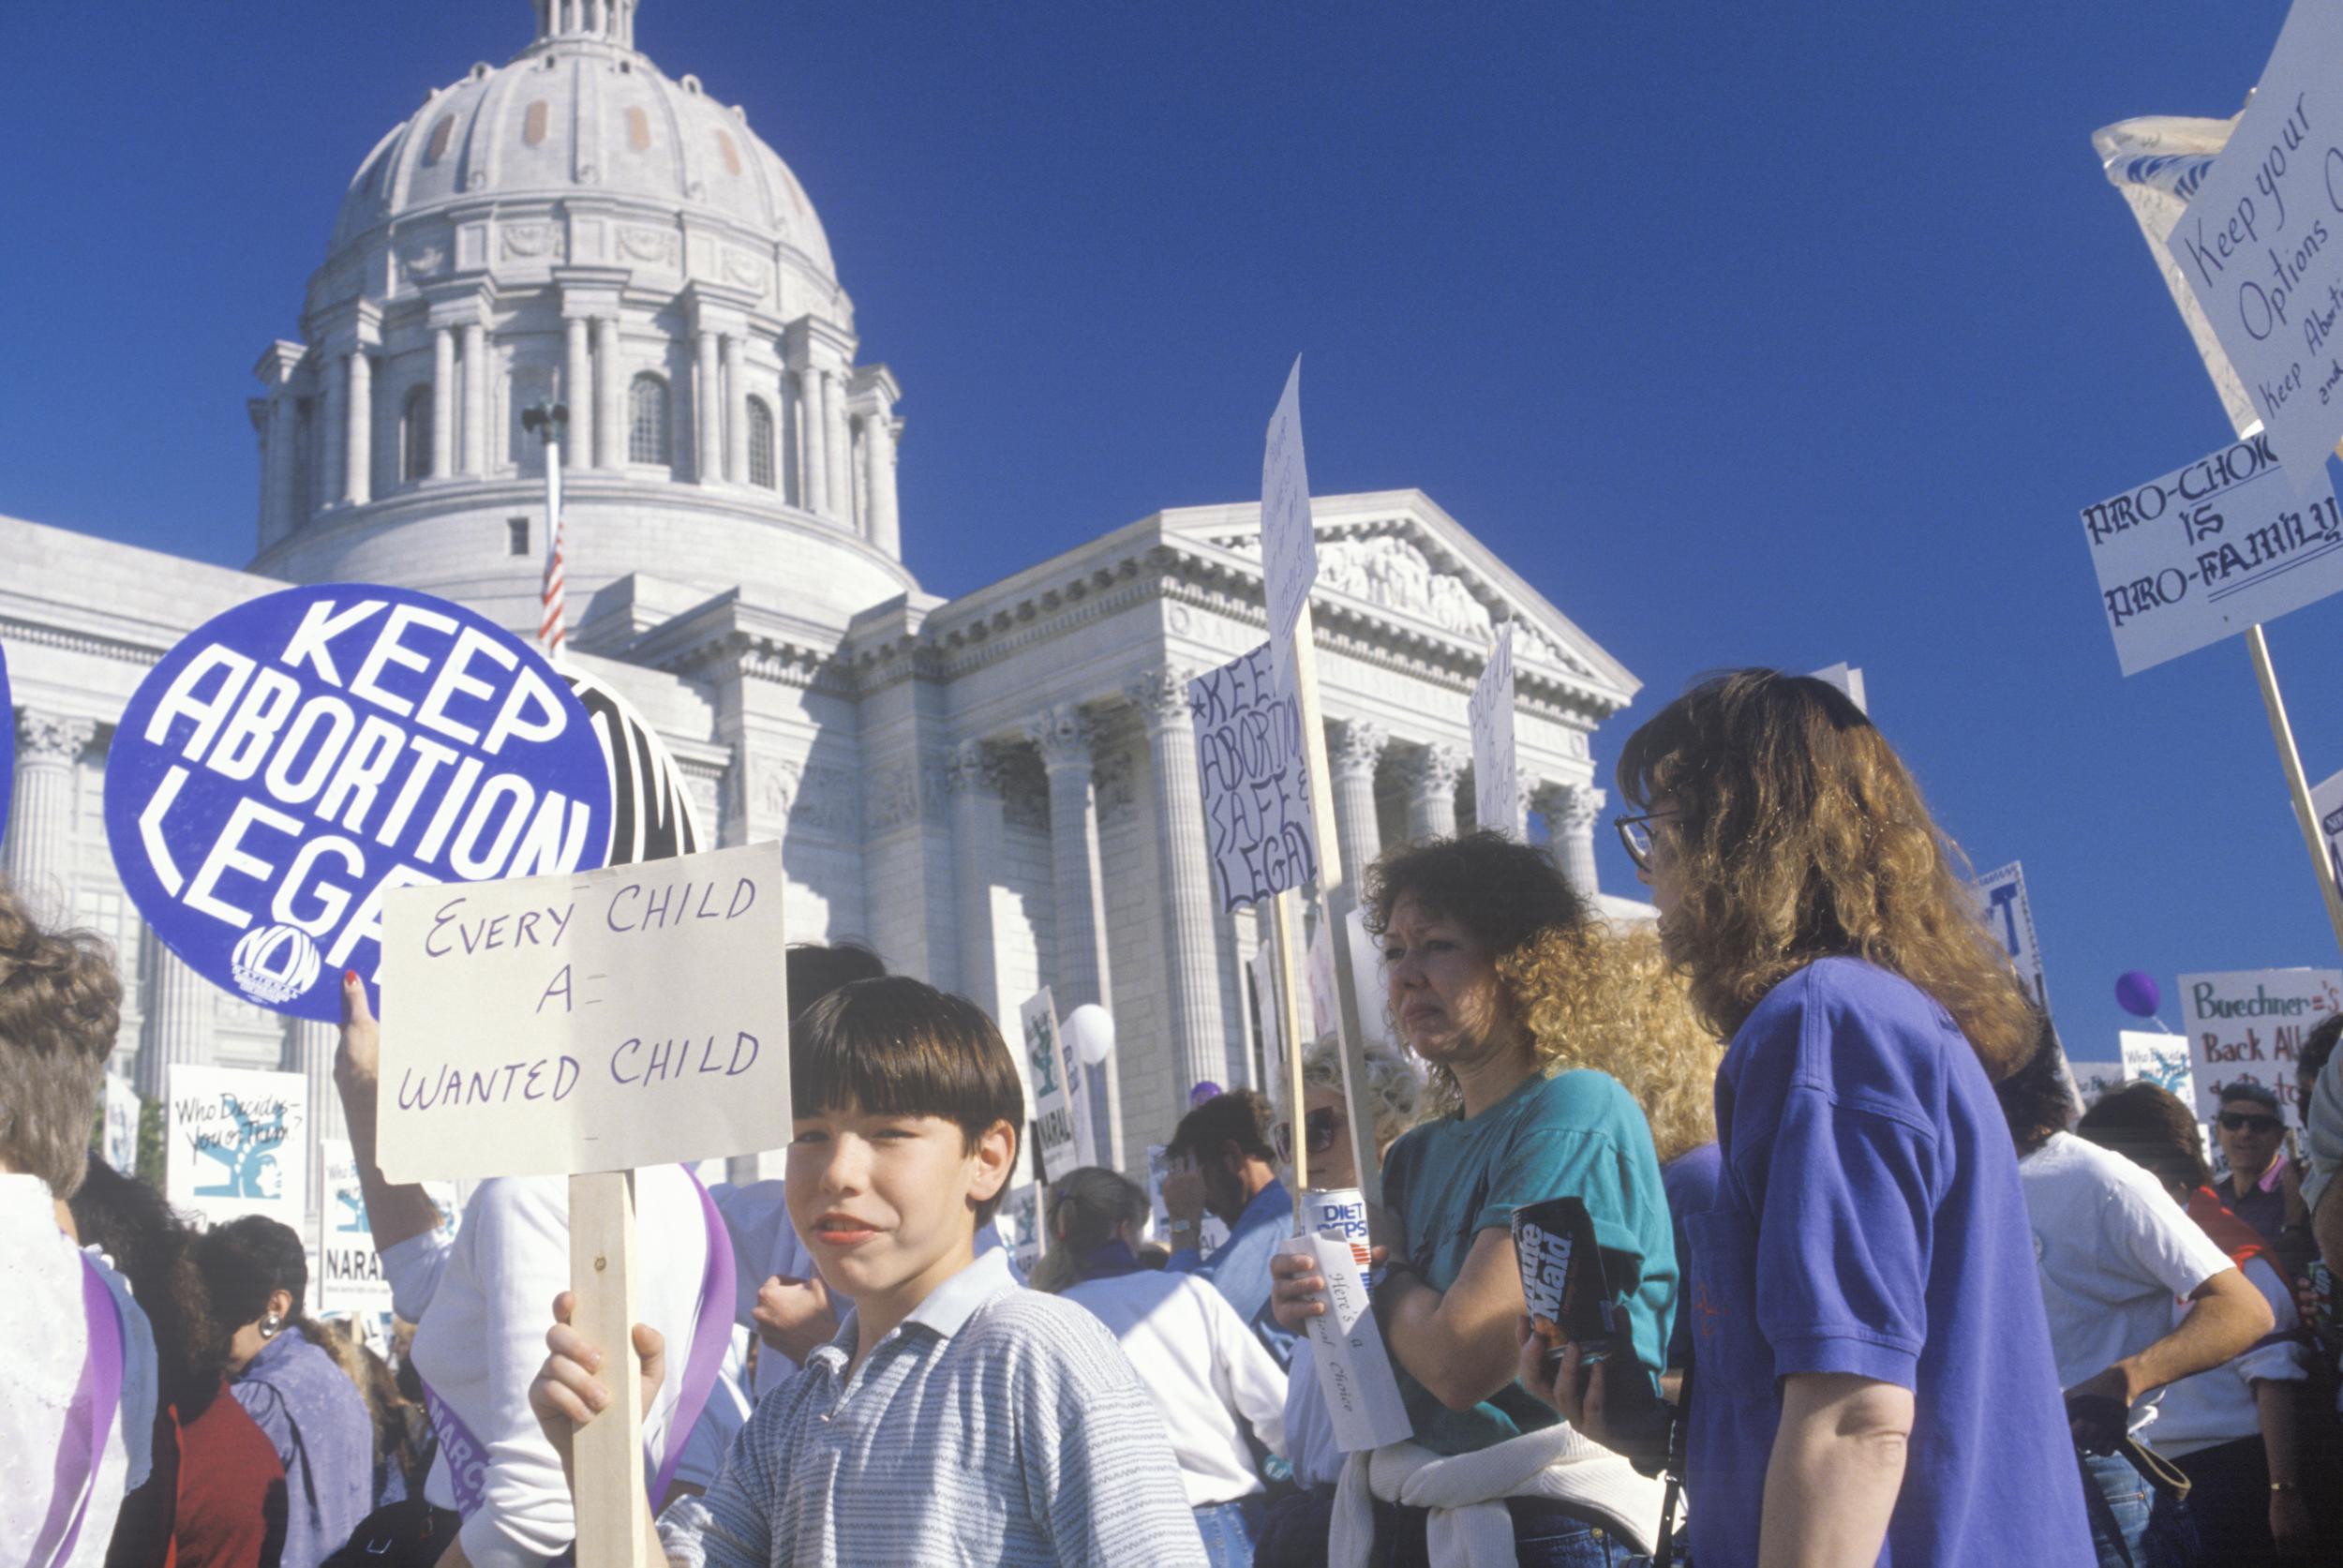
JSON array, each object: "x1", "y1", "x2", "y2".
[
  {"x1": 1274, "y1": 1107, "x2": 1341, "y2": 1163},
  {"x1": 2217, "y1": 1111, "x2": 2282, "y2": 1135},
  {"x1": 1613, "y1": 810, "x2": 1680, "y2": 873}
]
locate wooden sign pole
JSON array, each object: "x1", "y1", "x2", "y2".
[
  {"x1": 2246, "y1": 624, "x2": 2343, "y2": 954},
  {"x1": 569, "y1": 1170, "x2": 650, "y2": 1568},
  {"x1": 1269, "y1": 888, "x2": 1312, "y2": 1218},
  {"x1": 1282, "y1": 602, "x2": 1382, "y2": 1205}
]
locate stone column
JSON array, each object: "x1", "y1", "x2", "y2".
[
  {"x1": 430, "y1": 327, "x2": 455, "y2": 479},
  {"x1": 284, "y1": 1018, "x2": 341, "y2": 1227},
  {"x1": 799, "y1": 367, "x2": 829, "y2": 517},
  {"x1": 823, "y1": 368, "x2": 851, "y2": 519},
  {"x1": 138, "y1": 931, "x2": 216, "y2": 1100},
  {"x1": 694, "y1": 328, "x2": 722, "y2": 484},
  {"x1": 563, "y1": 318, "x2": 590, "y2": 470},
  {"x1": 593, "y1": 316, "x2": 623, "y2": 470},
  {"x1": 863, "y1": 413, "x2": 900, "y2": 555},
  {"x1": 724, "y1": 336, "x2": 748, "y2": 485},
  {"x1": 460, "y1": 319, "x2": 489, "y2": 477},
  {"x1": 341, "y1": 349, "x2": 372, "y2": 505},
  {"x1": 1401, "y1": 742, "x2": 1466, "y2": 843},
  {"x1": 945, "y1": 739, "x2": 1005, "y2": 1022},
  {"x1": 1326, "y1": 718, "x2": 1388, "y2": 884},
  {"x1": 318, "y1": 352, "x2": 345, "y2": 508},
  {"x1": 267, "y1": 392, "x2": 301, "y2": 541},
  {"x1": 1130, "y1": 668, "x2": 1227, "y2": 1100},
  {"x1": 6, "y1": 712, "x2": 95, "y2": 924},
  {"x1": 1027, "y1": 705, "x2": 1120, "y2": 1167},
  {"x1": 1534, "y1": 782, "x2": 1606, "y2": 903}
]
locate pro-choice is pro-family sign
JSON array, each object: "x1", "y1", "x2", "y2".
[
  {"x1": 107, "y1": 586, "x2": 612, "y2": 1022},
  {"x1": 2080, "y1": 433, "x2": 2343, "y2": 675}
]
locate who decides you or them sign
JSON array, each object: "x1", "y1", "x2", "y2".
[
  {"x1": 2120, "y1": 1030, "x2": 2198, "y2": 1104},
  {"x1": 374, "y1": 839, "x2": 788, "y2": 1183},
  {"x1": 1022, "y1": 988, "x2": 1083, "y2": 1182},
  {"x1": 2080, "y1": 432, "x2": 2343, "y2": 675},
  {"x1": 2177, "y1": 967, "x2": 2341, "y2": 1126},
  {"x1": 1189, "y1": 643, "x2": 1319, "y2": 910},
  {"x1": 1977, "y1": 861, "x2": 2051, "y2": 1013},
  {"x1": 2171, "y1": 0, "x2": 2343, "y2": 486},
  {"x1": 1469, "y1": 624, "x2": 1519, "y2": 837},
  {"x1": 106, "y1": 585, "x2": 613, "y2": 1023},
  {"x1": 167, "y1": 1064, "x2": 307, "y2": 1231}
]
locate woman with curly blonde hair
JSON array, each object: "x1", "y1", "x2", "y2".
[
  {"x1": 1527, "y1": 670, "x2": 2091, "y2": 1568},
  {"x1": 1269, "y1": 830, "x2": 1678, "y2": 1565}
]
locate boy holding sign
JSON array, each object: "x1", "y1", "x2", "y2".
[{"x1": 530, "y1": 978, "x2": 1204, "y2": 1565}]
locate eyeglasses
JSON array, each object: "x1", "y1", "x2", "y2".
[
  {"x1": 2217, "y1": 1111, "x2": 2282, "y2": 1135},
  {"x1": 1274, "y1": 1107, "x2": 1341, "y2": 1163},
  {"x1": 1613, "y1": 810, "x2": 1681, "y2": 872}
]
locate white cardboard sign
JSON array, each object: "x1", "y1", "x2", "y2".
[
  {"x1": 375, "y1": 840, "x2": 790, "y2": 1183},
  {"x1": 1276, "y1": 1232, "x2": 1412, "y2": 1452},
  {"x1": 1261, "y1": 358, "x2": 1316, "y2": 650},
  {"x1": 2120, "y1": 1030, "x2": 2198, "y2": 1105},
  {"x1": 1022, "y1": 988, "x2": 1082, "y2": 1183},
  {"x1": 102, "y1": 1074, "x2": 141, "y2": 1176},
  {"x1": 2172, "y1": 0, "x2": 2343, "y2": 488},
  {"x1": 1977, "y1": 861, "x2": 2051, "y2": 1014},
  {"x1": 2313, "y1": 764, "x2": 2343, "y2": 898},
  {"x1": 2081, "y1": 432, "x2": 2343, "y2": 675},
  {"x1": 2067, "y1": 1058, "x2": 2126, "y2": 1108},
  {"x1": 1249, "y1": 944, "x2": 1283, "y2": 1070},
  {"x1": 1189, "y1": 643, "x2": 1319, "y2": 911},
  {"x1": 167, "y1": 1064, "x2": 308, "y2": 1231},
  {"x1": 316, "y1": 1137, "x2": 393, "y2": 1318},
  {"x1": 1808, "y1": 662, "x2": 1869, "y2": 714},
  {"x1": 1469, "y1": 625, "x2": 1520, "y2": 838},
  {"x1": 2177, "y1": 967, "x2": 2340, "y2": 1126}
]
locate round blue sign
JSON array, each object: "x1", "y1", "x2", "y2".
[{"x1": 106, "y1": 585, "x2": 613, "y2": 1022}]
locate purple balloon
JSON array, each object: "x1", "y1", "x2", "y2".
[
  {"x1": 1188, "y1": 1081, "x2": 1225, "y2": 1109},
  {"x1": 2115, "y1": 971, "x2": 2162, "y2": 1019}
]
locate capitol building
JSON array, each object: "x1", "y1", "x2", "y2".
[{"x1": 1, "y1": 0, "x2": 1639, "y2": 1214}]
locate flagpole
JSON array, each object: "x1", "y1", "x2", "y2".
[{"x1": 523, "y1": 402, "x2": 569, "y2": 663}]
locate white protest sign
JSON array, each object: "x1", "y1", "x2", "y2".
[
  {"x1": 1189, "y1": 643, "x2": 1319, "y2": 910},
  {"x1": 1000, "y1": 1183, "x2": 1043, "y2": 1272},
  {"x1": 1022, "y1": 988, "x2": 1082, "y2": 1183},
  {"x1": 1261, "y1": 358, "x2": 1316, "y2": 650},
  {"x1": 2177, "y1": 967, "x2": 2340, "y2": 1125},
  {"x1": 1306, "y1": 917, "x2": 1340, "y2": 1040},
  {"x1": 2120, "y1": 1029, "x2": 2198, "y2": 1103},
  {"x1": 2171, "y1": 0, "x2": 2343, "y2": 488},
  {"x1": 1146, "y1": 1144, "x2": 1174, "y2": 1243},
  {"x1": 316, "y1": 1137, "x2": 393, "y2": 1317},
  {"x1": 1808, "y1": 662, "x2": 1869, "y2": 714},
  {"x1": 1469, "y1": 625, "x2": 1520, "y2": 837},
  {"x1": 375, "y1": 839, "x2": 789, "y2": 1182},
  {"x1": 1977, "y1": 861, "x2": 2051, "y2": 1014},
  {"x1": 2081, "y1": 432, "x2": 2343, "y2": 675},
  {"x1": 2314, "y1": 764, "x2": 2343, "y2": 896},
  {"x1": 1276, "y1": 1232, "x2": 1412, "y2": 1452},
  {"x1": 1344, "y1": 905, "x2": 1391, "y2": 1047},
  {"x1": 2067, "y1": 1058, "x2": 2126, "y2": 1109},
  {"x1": 102, "y1": 1074, "x2": 141, "y2": 1175},
  {"x1": 167, "y1": 1064, "x2": 307, "y2": 1231},
  {"x1": 1249, "y1": 944, "x2": 1283, "y2": 1071}
]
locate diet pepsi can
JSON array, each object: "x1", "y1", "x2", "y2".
[{"x1": 1303, "y1": 1187, "x2": 1373, "y2": 1277}]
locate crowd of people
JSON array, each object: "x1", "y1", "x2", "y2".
[{"x1": 7, "y1": 666, "x2": 2342, "y2": 1565}]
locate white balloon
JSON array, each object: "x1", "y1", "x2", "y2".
[{"x1": 1065, "y1": 1003, "x2": 1117, "y2": 1067}]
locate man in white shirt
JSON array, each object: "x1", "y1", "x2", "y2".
[
  {"x1": 0, "y1": 888, "x2": 157, "y2": 1568},
  {"x1": 2000, "y1": 1038, "x2": 2270, "y2": 1568}
]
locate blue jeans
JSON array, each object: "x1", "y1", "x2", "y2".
[
  {"x1": 2080, "y1": 1451, "x2": 2154, "y2": 1568},
  {"x1": 1194, "y1": 1495, "x2": 1267, "y2": 1568},
  {"x1": 1371, "y1": 1499, "x2": 1651, "y2": 1567}
]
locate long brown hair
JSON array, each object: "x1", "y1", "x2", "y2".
[{"x1": 1616, "y1": 670, "x2": 2034, "y2": 1079}]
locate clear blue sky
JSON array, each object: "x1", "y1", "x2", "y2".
[{"x1": 1, "y1": 0, "x2": 2332, "y2": 1059}]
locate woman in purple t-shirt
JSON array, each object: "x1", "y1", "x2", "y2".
[{"x1": 1524, "y1": 669, "x2": 2093, "y2": 1568}]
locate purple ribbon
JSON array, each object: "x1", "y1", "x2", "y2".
[{"x1": 31, "y1": 1257, "x2": 125, "y2": 1568}]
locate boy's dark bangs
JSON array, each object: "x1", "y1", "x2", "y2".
[{"x1": 789, "y1": 977, "x2": 1025, "y2": 1140}]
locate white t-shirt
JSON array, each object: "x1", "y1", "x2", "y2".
[
  {"x1": 383, "y1": 1170, "x2": 712, "y2": 1568},
  {"x1": 2147, "y1": 1253, "x2": 2307, "y2": 1458},
  {"x1": 1062, "y1": 1268, "x2": 1287, "y2": 1508},
  {"x1": 2019, "y1": 1132, "x2": 2234, "y2": 1395},
  {"x1": 0, "y1": 1173, "x2": 156, "y2": 1568}
]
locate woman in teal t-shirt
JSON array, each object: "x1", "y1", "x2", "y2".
[{"x1": 1273, "y1": 831, "x2": 1676, "y2": 1565}]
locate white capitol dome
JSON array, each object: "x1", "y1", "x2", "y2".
[{"x1": 248, "y1": 0, "x2": 910, "y2": 639}]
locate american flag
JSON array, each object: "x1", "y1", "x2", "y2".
[{"x1": 538, "y1": 510, "x2": 566, "y2": 655}]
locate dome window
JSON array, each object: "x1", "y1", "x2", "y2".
[
  {"x1": 717, "y1": 130, "x2": 742, "y2": 177},
  {"x1": 628, "y1": 373, "x2": 670, "y2": 465},
  {"x1": 626, "y1": 107, "x2": 651, "y2": 153},
  {"x1": 425, "y1": 113, "x2": 455, "y2": 166},
  {"x1": 747, "y1": 396, "x2": 775, "y2": 489},
  {"x1": 524, "y1": 100, "x2": 549, "y2": 147},
  {"x1": 401, "y1": 388, "x2": 433, "y2": 483}
]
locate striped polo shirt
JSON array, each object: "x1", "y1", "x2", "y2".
[{"x1": 658, "y1": 1247, "x2": 1206, "y2": 1566}]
